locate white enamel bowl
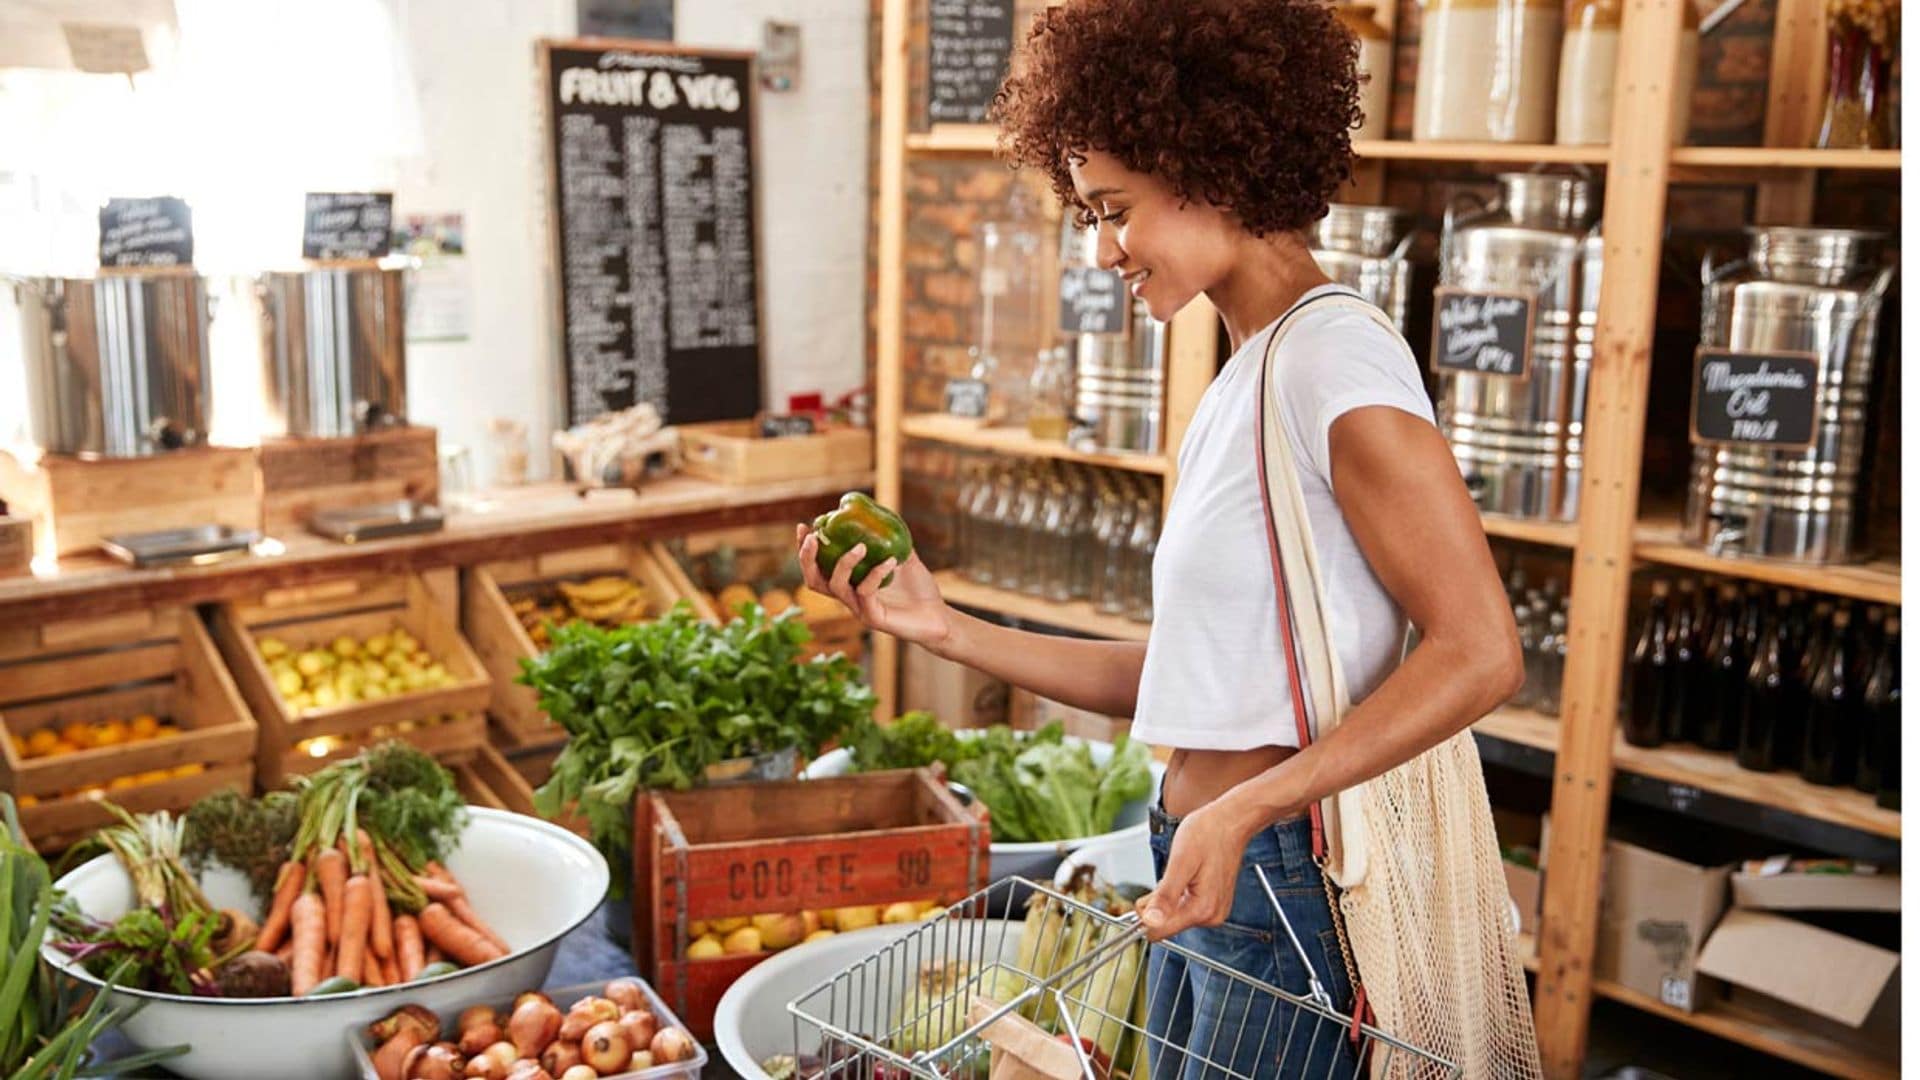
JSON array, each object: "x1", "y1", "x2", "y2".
[
  {"x1": 803, "y1": 734, "x2": 1165, "y2": 884},
  {"x1": 714, "y1": 918, "x2": 1025, "y2": 1080},
  {"x1": 45, "y1": 807, "x2": 609, "y2": 1080}
]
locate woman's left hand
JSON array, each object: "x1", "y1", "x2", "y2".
[{"x1": 1136, "y1": 798, "x2": 1258, "y2": 941}]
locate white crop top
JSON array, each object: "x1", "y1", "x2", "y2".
[{"x1": 1129, "y1": 286, "x2": 1436, "y2": 751}]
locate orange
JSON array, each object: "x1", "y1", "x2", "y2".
[
  {"x1": 25, "y1": 729, "x2": 60, "y2": 758},
  {"x1": 45, "y1": 739, "x2": 81, "y2": 757},
  {"x1": 92, "y1": 720, "x2": 129, "y2": 747},
  {"x1": 60, "y1": 721, "x2": 91, "y2": 747},
  {"x1": 135, "y1": 769, "x2": 172, "y2": 785},
  {"x1": 108, "y1": 776, "x2": 139, "y2": 790},
  {"x1": 154, "y1": 724, "x2": 182, "y2": 738},
  {"x1": 16, "y1": 794, "x2": 38, "y2": 808},
  {"x1": 130, "y1": 714, "x2": 161, "y2": 739},
  {"x1": 170, "y1": 764, "x2": 204, "y2": 779}
]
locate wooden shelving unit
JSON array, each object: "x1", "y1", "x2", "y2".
[
  {"x1": 900, "y1": 413, "x2": 1173, "y2": 474},
  {"x1": 875, "y1": 0, "x2": 1900, "y2": 1074},
  {"x1": 933, "y1": 570, "x2": 1151, "y2": 642}
]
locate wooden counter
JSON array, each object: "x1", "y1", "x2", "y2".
[{"x1": 0, "y1": 472, "x2": 871, "y2": 624}]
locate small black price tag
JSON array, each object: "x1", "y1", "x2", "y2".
[
  {"x1": 1430, "y1": 287, "x2": 1534, "y2": 378},
  {"x1": 1690, "y1": 347, "x2": 1821, "y2": 450},
  {"x1": 303, "y1": 192, "x2": 395, "y2": 260},
  {"x1": 1059, "y1": 266, "x2": 1128, "y2": 335},
  {"x1": 99, "y1": 197, "x2": 193, "y2": 269},
  {"x1": 944, "y1": 378, "x2": 990, "y2": 419},
  {"x1": 757, "y1": 414, "x2": 817, "y2": 438}
]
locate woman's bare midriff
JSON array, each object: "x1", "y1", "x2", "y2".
[{"x1": 1160, "y1": 745, "x2": 1300, "y2": 819}]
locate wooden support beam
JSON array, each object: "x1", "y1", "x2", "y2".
[
  {"x1": 872, "y1": 0, "x2": 911, "y2": 721},
  {"x1": 1754, "y1": 0, "x2": 1829, "y2": 223},
  {"x1": 1532, "y1": 0, "x2": 1686, "y2": 1072},
  {"x1": 1161, "y1": 297, "x2": 1219, "y2": 514}
]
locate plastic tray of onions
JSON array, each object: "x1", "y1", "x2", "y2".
[{"x1": 350, "y1": 977, "x2": 704, "y2": 1080}]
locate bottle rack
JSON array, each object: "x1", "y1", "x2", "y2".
[{"x1": 872, "y1": 0, "x2": 1900, "y2": 1075}]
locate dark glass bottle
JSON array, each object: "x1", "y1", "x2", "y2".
[
  {"x1": 1774, "y1": 594, "x2": 1821, "y2": 772},
  {"x1": 1699, "y1": 583, "x2": 1745, "y2": 750},
  {"x1": 1512, "y1": 603, "x2": 1539, "y2": 708},
  {"x1": 1801, "y1": 609, "x2": 1857, "y2": 786},
  {"x1": 1849, "y1": 604, "x2": 1884, "y2": 693},
  {"x1": 1737, "y1": 606, "x2": 1789, "y2": 771},
  {"x1": 1664, "y1": 580, "x2": 1702, "y2": 743},
  {"x1": 1625, "y1": 581, "x2": 1674, "y2": 748},
  {"x1": 1859, "y1": 616, "x2": 1899, "y2": 799}
]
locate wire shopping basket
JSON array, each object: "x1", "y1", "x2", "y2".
[{"x1": 785, "y1": 874, "x2": 1461, "y2": 1080}]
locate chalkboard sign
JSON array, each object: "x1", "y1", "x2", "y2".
[
  {"x1": 758, "y1": 413, "x2": 817, "y2": 438},
  {"x1": 1430, "y1": 287, "x2": 1534, "y2": 378},
  {"x1": 303, "y1": 192, "x2": 395, "y2": 260},
  {"x1": 543, "y1": 40, "x2": 763, "y2": 427},
  {"x1": 1059, "y1": 266, "x2": 1127, "y2": 335},
  {"x1": 99, "y1": 197, "x2": 193, "y2": 269},
  {"x1": 1690, "y1": 347, "x2": 1821, "y2": 450},
  {"x1": 928, "y1": 0, "x2": 1014, "y2": 124},
  {"x1": 945, "y1": 377, "x2": 990, "y2": 418}
]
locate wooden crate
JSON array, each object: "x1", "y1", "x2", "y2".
[
  {"x1": 465, "y1": 540, "x2": 699, "y2": 750},
  {"x1": 210, "y1": 572, "x2": 491, "y2": 788},
  {"x1": 0, "y1": 609, "x2": 256, "y2": 852},
  {"x1": 678, "y1": 421, "x2": 873, "y2": 486},
  {"x1": 666, "y1": 526, "x2": 867, "y2": 666},
  {"x1": 257, "y1": 426, "x2": 439, "y2": 535},
  {"x1": 634, "y1": 768, "x2": 990, "y2": 1040},
  {"x1": 0, "y1": 515, "x2": 30, "y2": 576},
  {"x1": 0, "y1": 446, "x2": 258, "y2": 558},
  {"x1": 278, "y1": 714, "x2": 488, "y2": 780},
  {"x1": 454, "y1": 743, "x2": 592, "y2": 837}
]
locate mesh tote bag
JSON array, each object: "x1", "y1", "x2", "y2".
[{"x1": 1253, "y1": 292, "x2": 1543, "y2": 1080}]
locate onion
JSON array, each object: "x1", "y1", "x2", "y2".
[{"x1": 650, "y1": 1027, "x2": 696, "y2": 1064}]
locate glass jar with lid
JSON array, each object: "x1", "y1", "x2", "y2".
[
  {"x1": 1122, "y1": 493, "x2": 1159, "y2": 623},
  {"x1": 1413, "y1": 0, "x2": 1562, "y2": 143},
  {"x1": 1334, "y1": 5, "x2": 1393, "y2": 142},
  {"x1": 1028, "y1": 345, "x2": 1073, "y2": 441},
  {"x1": 981, "y1": 465, "x2": 1020, "y2": 587},
  {"x1": 1095, "y1": 480, "x2": 1138, "y2": 615},
  {"x1": 1006, "y1": 467, "x2": 1045, "y2": 593},
  {"x1": 1555, "y1": 0, "x2": 1699, "y2": 146},
  {"x1": 973, "y1": 187, "x2": 1052, "y2": 426}
]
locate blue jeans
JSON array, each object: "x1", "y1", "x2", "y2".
[{"x1": 1146, "y1": 806, "x2": 1363, "y2": 1079}]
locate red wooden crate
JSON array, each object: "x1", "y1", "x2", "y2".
[{"x1": 633, "y1": 768, "x2": 990, "y2": 1040}]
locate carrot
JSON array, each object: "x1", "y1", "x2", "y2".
[
  {"x1": 424, "y1": 943, "x2": 445, "y2": 967},
  {"x1": 413, "y1": 875, "x2": 464, "y2": 903},
  {"x1": 446, "y1": 894, "x2": 510, "y2": 955},
  {"x1": 394, "y1": 914, "x2": 426, "y2": 981},
  {"x1": 356, "y1": 830, "x2": 395, "y2": 960},
  {"x1": 413, "y1": 871, "x2": 509, "y2": 954},
  {"x1": 255, "y1": 860, "x2": 306, "y2": 953},
  {"x1": 275, "y1": 941, "x2": 294, "y2": 965},
  {"x1": 380, "y1": 953, "x2": 401, "y2": 987},
  {"x1": 313, "y1": 847, "x2": 349, "y2": 943},
  {"x1": 360, "y1": 951, "x2": 387, "y2": 988},
  {"x1": 336, "y1": 874, "x2": 374, "y2": 983},
  {"x1": 289, "y1": 892, "x2": 326, "y2": 996},
  {"x1": 417, "y1": 902, "x2": 505, "y2": 966}
]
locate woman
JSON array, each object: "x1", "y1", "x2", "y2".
[{"x1": 801, "y1": 0, "x2": 1526, "y2": 1073}]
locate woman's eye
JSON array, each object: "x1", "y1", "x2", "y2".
[{"x1": 1101, "y1": 209, "x2": 1129, "y2": 226}]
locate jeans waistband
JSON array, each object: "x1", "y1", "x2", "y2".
[{"x1": 1150, "y1": 799, "x2": 1307, "y2": 838}]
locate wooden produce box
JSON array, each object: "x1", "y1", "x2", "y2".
[
  {"x1": 256, "y1": 425, "x2": 439, "y2": 535},
  {"x1": 210, "y1": 572, "x2": 491, "y2": 788},
  {"x1": 0, "y1": 514, "x2": 30, "y2": 577},
  {"x1": 0, "y1": 446, "x2": 258, "y2": 559},
  {"x1": 669, "y1": 524, "x2": 865, "y2": 665},
  {"x1": 678, "y1": 420, "x2": 872, "y2": 486},
  {"x1": 633, "y1": 768, "x2": 990, "y2": 1040},
  {"x1": 452, "y1": 743, "x2": 591, "y2": 837},
  {"x1": 0, "y1": 608, "x2": 256, "y2": 852},
  {"x1": 465, "y1": 539, "x2": 702, "y2": 752}
]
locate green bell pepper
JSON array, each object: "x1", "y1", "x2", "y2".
[{"x1": 812, "y1": 492, "x2": 914, "y2": 588}]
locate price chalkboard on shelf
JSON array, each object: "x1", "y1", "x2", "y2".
[
  {"x1": 1059, "y1": 266, "x2": 1127, "y2": 335},
  {"x1": 1430, "y1": 287, "x2": 1534, "y2": 378},
  {"x1": 99, "y1": 197, "x2": 193, "y2": 269},
  {"x1": 928, "y1": 0, "x2": 1013, "y2": 124},
  {"x1": 303, "y1": 192, "x2": 395, "y2": 260},
  {"x1": 542, "y1": 39, "x2": 764, "y2": 427},
  {"x1": 1690, "y1": 347, "x2": 1821, "y2": 450}
]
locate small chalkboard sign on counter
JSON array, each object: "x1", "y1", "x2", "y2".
[
  {"x1": 928, "y1": 0, "x2": 1014, "y2": 124},
  {"x1": 1690, "y1": 347, "x2": 1822, "y2": 450},
  {"x1": 303, "y1": 192, "x2": 395, "y2": 260},
  {"x1": 542, "y1": 39, "x2": 764, "y2": 427},
  {"x1": 757, "y1": 413, "x2": 817, "y2": 438},
  {"x1": 1059, "y1": 266, "x2": 1128, "y2": 335},
  {"x1": 1431, "y1": 287, "x2": 1534, "y2": 378},
  {"x1": 99, "y1": 197, "x2": 193, "y2": 269}
]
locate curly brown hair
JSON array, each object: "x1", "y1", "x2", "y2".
[{"x1": 990, "y1": 0, "x2": 1362, "y2": 237}]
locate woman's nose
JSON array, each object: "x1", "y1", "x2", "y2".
[{"x1": 1094, "y1": 220, "x2": 1127, "y2": 270}]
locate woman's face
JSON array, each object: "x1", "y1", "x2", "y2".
[{"x1": 1068, "y1": 149, "x2": 1241, "y2": 322}]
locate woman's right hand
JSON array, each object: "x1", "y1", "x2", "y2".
[{"x1": 796, "y1": 523, "x2": 957, "y2": 651}]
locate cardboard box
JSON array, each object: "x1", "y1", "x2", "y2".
[
  {"x1": 1593, "y1": 840, "x2": 1731, "y2": 1012},
  {"x1": 1492, "y1": 808, "x2": 1544, "y2": 936},
  {"x1": 902, "y1": 643, "x2": 1009, "y2": 728},
  {"x1": 1699, "y1": 908, "x2": 1900, "y2": 1056},
  {"x1": 1730, "y1": 864, "x2": 1900, "y2": 912}
]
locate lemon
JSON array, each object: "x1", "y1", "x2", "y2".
[
  {"x1": 295, "y1": 652, "x2": 329, "y2": 678},
  {"x1": 258, "y1": 637, "x2": 290, "y2": 660},
  {"x1": 685, "y1": 935, "x2": 724, "y2": 960},
  {"x1": 275, "y1": 668, "x2": 304, "y2": 697}
]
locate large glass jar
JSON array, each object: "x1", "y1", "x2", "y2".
[
  {"x1": 1075, "y1": 474, "x2": 1113, "y2": 601},
  {"x1": 1028, "y1": 345, "x2": 1073, "y2": 441},
  {"x1": 953, "y1": 463, "x2": 983, "y2": 577},
  {"x1": 1094, "y1": 483, "x2": 1136, "y2": 615},
  {"x1": 974, "y1": 188, "x2": 1052, "y2": 425},
  {"x1": 1335, "y1": 5, "x2": 1394, "y2": 142},
  {"x1": 1555, "y1": 0, "x2": 1698, "y2": 146},
  {"x1": 1006, "y1": 468, "x2": 1044, "y2": 593},
  {"x1": 1817, "y1": 0, "x2": 1896, "y2": 149},
  {"x1": 981, "y1": 465, "x2": 1020, "y2": 587},
  {"x1": 1037, "y1": 475, "x2": 1074, "y2": 601},
  {"x1": 1413, "y1": 0, "x2": 1562, "y2": 143},
  {"x1": 1123, "y1": 494, "x2": 1159, "y2": 623}
]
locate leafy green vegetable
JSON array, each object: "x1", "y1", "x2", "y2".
[
  {"x1": 182, "y1": 788, "x2": 298, "y2": 907},
  {"x1": 521, "y1": 604, "x2": 876, "y2": 894},
  {"x1": 841, "y1": 711, "x2": 967, "y2": 771},
  {"x1": 1091, "y1": 736, "x2": 1153, "y2": 832}
]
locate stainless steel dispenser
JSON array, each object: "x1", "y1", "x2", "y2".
[
  {"x1": 1311, "y1": 203, "x2": 1415, "y2": 332},
  {"x1": 256, "y1": 267, "x2": 408, "y2": 438}
]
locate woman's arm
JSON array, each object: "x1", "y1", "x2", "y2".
[
  {"x1": 1143, "y1": 405, "x2": 1522, "y2": 936},
  {"x1": 797, "y1": 526, "x2": 1150, "y2": 717}
]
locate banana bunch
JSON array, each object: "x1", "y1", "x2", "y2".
[{"x1": 511, "y1": 574, "x2": 653, "y2": 646}]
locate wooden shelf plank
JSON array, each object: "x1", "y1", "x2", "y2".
[
  {"x1": 1482, "y1": 514, "x2": 1579, "y2": 549},
  {"x1": 901, "y1": 413, "x2": 1173, "y2": 474},
  {"x1": 1352, "y1": 140, "x2": 1611, "y2": 165},
  {"x1": 1670, "y1": 146, "x2": 1902, "y2": 170},
  {"x1": 1592, "y1": 979, "x2": 1897, "y2": 1080},
  {"x1": 1633, "y1": 517, "x2": 1900, "y2": 606},
  {"x1": 933, "y1": 570, "x2": 1150, "y2": 641},
  {"x1": 1474, "y1": 706, "x2": 1900, "y2": 839},
  {"x1": 906, "y1": 124, "x2": 998, "y2": 154}
]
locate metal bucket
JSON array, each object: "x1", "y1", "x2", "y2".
[
  {"x1": 1074, "y1": 299, "x2": 1166, "y2": 453},
  {"x1": 1683, "y1": 227, "x2": 1894, "y2": 563},
  {"x1": 12, "y1": 273, "x2": 213, "y2": 457},
  {"x1": 256, "y1": 268, "x2": 407, "y2": 438},
  {"x1": 1436, "y1": 173, "x2": 1601, "y2": 522},
  {"x1": 1312, "y1": 204, "x2": 1415, "y2": 332}
]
